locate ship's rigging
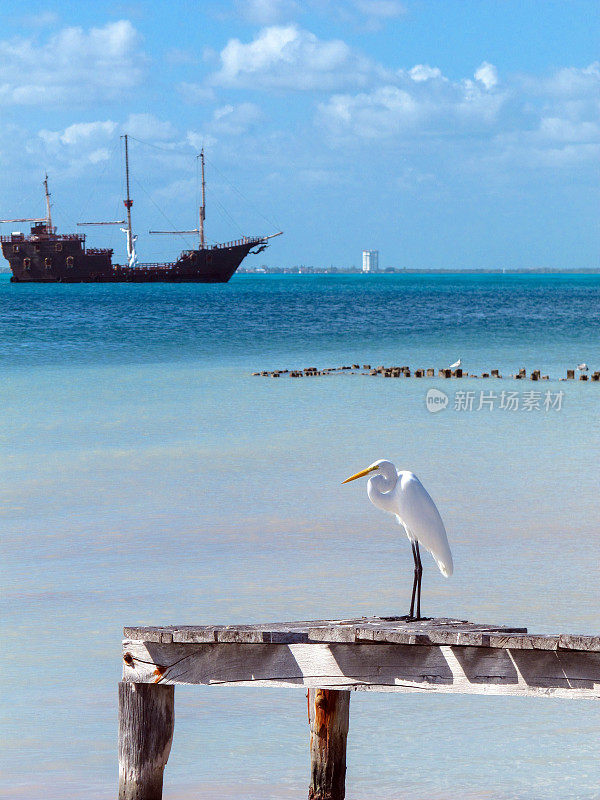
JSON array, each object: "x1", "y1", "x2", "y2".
[{"x1": 78, "y1": 136, "x2": 281, "y2": 263}]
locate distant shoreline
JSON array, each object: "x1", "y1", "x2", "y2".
[{"x1": 238, "y1": 267, "x2": 600, "y2": 275}]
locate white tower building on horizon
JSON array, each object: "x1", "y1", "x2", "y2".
[{"x1": 362, "y1": 249, "x2": 379, "y2": 273}]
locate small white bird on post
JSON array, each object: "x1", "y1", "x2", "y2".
[
  {"x1": 449, "y1": 358, "x2": 461, "y2": 369},
  {"x1": 342, "y1": 460, "x2": 452, "y2": 620},
  {"x1": 577, "y1": 363, "x2": 588, "y2": 371}
]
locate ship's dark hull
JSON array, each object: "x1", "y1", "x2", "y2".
[{"x1": 3, "y1": 233, "x2": 263, "y2": 283}]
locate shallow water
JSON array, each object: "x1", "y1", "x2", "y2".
[{"x1": 1, "y1": 273, "x2": 599, "y2": 799}]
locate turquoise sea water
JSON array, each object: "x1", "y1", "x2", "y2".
[{"x1": 1, "y1": 273, "x2": 600, "y2": 799}]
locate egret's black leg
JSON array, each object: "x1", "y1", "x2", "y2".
[
  {"x1": 415, "y1": 542, "x2": 423, "y2": 620},
  {"x1": 409, "y1": 542, "x2": 419, "y2": 618}
]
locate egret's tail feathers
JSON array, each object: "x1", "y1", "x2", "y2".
[{"x1": 433, "y1": 552, "x2": 453, "y2": 578}]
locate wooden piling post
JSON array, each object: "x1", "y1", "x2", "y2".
[
  {"x1": 118, "y1": 682, "x2": 175, "y2": 800},
  {"x1": 308, "y1": 689, "x2": 350, "y2": 800}
]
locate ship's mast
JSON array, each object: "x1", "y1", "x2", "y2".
[
  {"x1": 122, "y1": 134, "x2": 136, "y2": 265},
  {"x1": 149, "y1": 149, "x2": 208, "y2": 245},
  {"x1": 44, "y1": 174, "x2": 53, "y2": 234},
  {"x1": 77, "y1": 133, "x2": 139, "y2": 265},
  {"x1": 0, "y1": 175, "x2": 52, "y2": 229},
  {"x1": 199, "y1": 149, "x2": 206, "y2": 249}
]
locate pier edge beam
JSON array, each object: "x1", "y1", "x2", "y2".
[
  {"x1": 118, "y1": 682, "x2": 175, "y2": 800},
  {"x1": 308, "y1": 688, "x2": 351, "y2": 800}
]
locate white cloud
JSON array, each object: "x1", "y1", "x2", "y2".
[
  {"x1": 409, "y1": 64, "x2": 442, "y2": 82},
  {"x1": 22, "y1": 11, "x2": 59, "y2": 27},
  {"x1": 490, "y1": 98, "x2": 600, "y2": 170},
  {"x1": 38, "y1": 115, "x2": 178, "y2": 159},
  {"x1": 186, "y1": 131, "x2": 218, "y2": 151},
  {"x1": 31, "y1": 114, "x2": 199, "y2": 184},
  {"x1": 88, "y1": 148, "x2": 112, "y2": 164},
  {"x1": 542, "y1": 61, "x2": 599, "y2": 96},
  {"x1": 319, "y1": 86, "x2": 421, "y2": 138},
  {"x1": 34, "y1": 120, "x2": 119, "y2": 175},
  {"x1": 235, "y1": 0, "x2": 300, "y2": 25},
  {"x1": 212, "y1": 103, "x2": 263, "y2": 135},
  {"x1": 0, "y1": 21, "x2": 145, "y2": 105},
  {"x1": 492, "y1": 133, "x2": 600, "y2": 169},
  {"x1": 458, "y1": 78, "x2": 505, "y2": 123},
  {"x1": 177, "y1": 82, "x2": 216, "y2": 104},
  {"x1": 39, "y1": 121, "x2": 117, "y2": 149},
  {"x1": 475, "y1": 62, "x2": 498, "y2": 90},
  {"x1": 352, "y1": 0, "x2": 405, "y2": 19},
  {"x1": 318, "y1": 65, "x2": 506, "y2": 139},
  {"x1": 186, "y1": 103, "x2": 263, "y2": 147},
  {"x1": 314, "y1": 0, "x2": 406, "y2": 31},
  {"x1": 538, "y1": 117, "x2": 599, "y2": 143},
  {"x1": 212, "y1": 25, "x2": 378, "y2": 90},
  {"x1": 344, "y1": 0, "x2": 406, "y2": 31},
  {"x1": 124, "y1": 114, "x2": 177, "y2": 141},
  {"x1": 491, "y1": 62, "x2": 600, "y2": 167},
  {"x1": 152, "y1": 176, "x2": 196, "y2": 204},
  {"x1": 532, "y1": 142, "x2": 600, "y2": 167}
]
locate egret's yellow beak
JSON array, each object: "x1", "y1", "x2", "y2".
[{"x1": 341, "y1": 465, "x2": 379, "y2": 484}]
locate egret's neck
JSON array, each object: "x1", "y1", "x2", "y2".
[{"x1": 367, "y1": 466, "x2": 398, "y2": 514}]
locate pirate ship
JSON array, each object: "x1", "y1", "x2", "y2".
[{"x1": 1, "y1": 136, "x2": 281, "y2": 283}]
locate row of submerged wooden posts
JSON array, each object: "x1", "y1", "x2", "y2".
[{"x1": 253, "y1": 364, "x2": 600, "y2": 380}]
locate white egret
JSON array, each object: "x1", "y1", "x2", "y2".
[
  {"x1": 342, "y1": 460, "x2": 453, "y2": 619},
  {"x1": 577, "y1": 363, "x2": 588, "y2": 371},
  {"x1": 449, "y1": 359, "x2": 461, "y2": 369}
]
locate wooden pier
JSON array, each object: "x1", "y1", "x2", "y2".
[{"x1": 118, "y1": 616, "x2": 600, "y2": 800}]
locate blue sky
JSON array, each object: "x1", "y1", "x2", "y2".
[{"x1": 0, "y1": 0, "x2": 598, "y2": 269}]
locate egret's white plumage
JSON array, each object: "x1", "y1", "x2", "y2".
[
  {"x1": 449, "y1": 358, "x2": 461, "y2": 369},
  {"x1": 343, "y1": 459, "x2": 452, "y2": 617},
  {"x1": 577, "y1": 363, "x2": 588, "y2": 371}
]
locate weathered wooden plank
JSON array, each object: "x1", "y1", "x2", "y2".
[
  {"x1": 558, "y1": 634, "x2": 600, "y2": 652},
  {"x1": 216, "y1": 628, "x2": 266, "y2": 644},
  {"x1": 124, "y1": 627, "x2": 170, "y2": 643},
  {"x1": 118, "y1": 682, "x2": 174, "y2": 800},
  {"x1": 124, "y1": 619, "x2": 600, "y2": 652},
  {"x1": 308, "y1": 689, "x2": 350, "y2": 800},
  {"x1": 121, "y1": 640, "x2": 600, "y2": 699},
  {"x1": 124, "y1": 618, "x2": 548, "y2": 649},
  {"x1": 487, "y1": 634, "x2": 560, "y2": 650},
  {"x1": 171, "y1": 628, "x2": 217, "y2": 644},
  {"x1": 308, "y1": 625, "x2": 357, "y2": 643}
]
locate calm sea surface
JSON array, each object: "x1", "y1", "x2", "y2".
[{"x1": 1, "y1": 273, "x2": 600, "y2": 799}]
